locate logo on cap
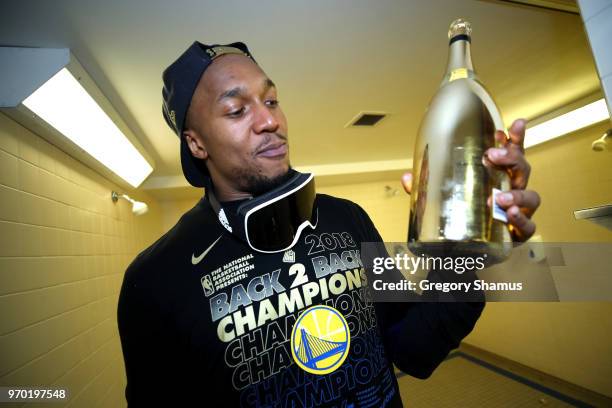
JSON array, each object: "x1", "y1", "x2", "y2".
[{"x1": 206, "y1": 46, "x2": 248, "y2": 61}]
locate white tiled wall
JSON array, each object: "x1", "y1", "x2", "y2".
[
  {"x1": 0, "y1": 112, "x2": 162, "y2": 407},
  {"x1": 579, "y1": 0, "x2": 612, "y2": 116}
]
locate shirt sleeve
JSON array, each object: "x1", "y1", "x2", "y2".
[{"x1": 348, "y1": 201, "x2": 485, "y2": 379}]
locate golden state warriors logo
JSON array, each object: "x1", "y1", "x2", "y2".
[{"x1": 291, "y1": 305, "x2": 350, "y2": 375}]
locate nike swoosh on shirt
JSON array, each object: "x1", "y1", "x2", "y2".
[{"x1": 191, "y1": 235, "x2": 223, "y2": 265}]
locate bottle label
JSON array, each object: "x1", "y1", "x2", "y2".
[
  {"x1": 492, "y1": 188, "x2": 508, "y2": 223},
  {"x1": 449, "y1": 68, "x2": 468, "y2": 82}
]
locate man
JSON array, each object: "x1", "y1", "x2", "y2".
[{"x1": 118, "y1": 42, "x2": 540, "y2": 407}]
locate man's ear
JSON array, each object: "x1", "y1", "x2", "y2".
[{"x1": 183, "y1": 130, "x2": 209, "y2": 160}]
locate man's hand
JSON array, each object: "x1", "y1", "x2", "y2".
[{"x1": 400, "y1": 119, "x2": 541, "y2": 242}]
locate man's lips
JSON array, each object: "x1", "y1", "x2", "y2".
[{"x1": 257, "y1": 143, "x2": 288, "y2": 158}]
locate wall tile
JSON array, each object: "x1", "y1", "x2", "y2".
[
  {"x1": 0, "y1": 114, "x2": 20, "y2": 156},
  {"x1": 0, "y1": 149, "x2": 19, "y2": 188},
  {"x1": 56, "y1": 201, "x2": 71, "y2": 230},
  {"x1": 37, "y1": 139, "x2": 57, "y2": 174},
  {"x1": 17, "y1": 127, "x2": 40, "y2": 166},
  {"x1": 68, "y1": 206, "x2": 81, "y2": 232},
  {"x1": 83, "y1": 210, "x2": 95, "y2": 233},
  {"x1": 17, "y1": 158, "x2": 39, "y2": 195},
  {"x1": 0, "y1": 185, "x2": 20, "y2": 222},
  {"x1": 0, "y1": 257, "x2": 40, "y2": 295},
  {"x1": 21, "y1": 223, "x2": 43, "y2": 257},
  {"x1": 19, "y1": 191, "x2": 46, "y2": 226},
  {"x1": 53, "y1": 147, "x2": 72, "y2": 181},
  {"x1": 91, "y1": 213, "x2": 102, "y2": 234},
  {"x1": 39, "y1": 227, "x2": 61, "y2": 256},
  {"x1": 0, "y1": 221, "x2": 23, "y2": 257},
  {"x1": 38, "y1": 168, "x2": 57, "y2": 201}
]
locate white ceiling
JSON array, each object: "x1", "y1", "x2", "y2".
[{"x1": 0, "y1": 0, "x2": 600, "y2": 197}]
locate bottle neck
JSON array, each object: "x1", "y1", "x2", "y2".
[{"x1": 444, "y1": 36, "x2": 474, "y2": 77}]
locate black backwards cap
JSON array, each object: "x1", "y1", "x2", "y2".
[{"x1": 162, "y1": 42, "x2": 255, "y2": 187}]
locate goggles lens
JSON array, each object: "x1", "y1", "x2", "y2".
[{"x1": 244, "y1": 175, "x2": 317, "y2": 253}]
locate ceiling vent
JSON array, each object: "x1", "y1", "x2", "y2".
[{"x1": 346, "y1": 111, "x2": 387, "y2": 127}]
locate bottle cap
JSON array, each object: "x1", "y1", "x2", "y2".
[{"x1": 448, "y1": 18, "x2": 472, "y2": 39}]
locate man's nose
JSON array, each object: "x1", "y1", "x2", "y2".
[{"x1": 252, "y1": 103, "x2": 279, "y2": 134}]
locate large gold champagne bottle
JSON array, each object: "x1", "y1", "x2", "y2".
[{"x1": 408, "y1": 19, "x2": 511, "y2": 263}]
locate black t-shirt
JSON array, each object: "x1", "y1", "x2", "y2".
[{"x1": 117, "y1": 194, "x2": 484, "y2": 407}]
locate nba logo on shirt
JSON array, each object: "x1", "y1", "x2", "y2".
[
  {"x1": 201, "y1": 275, "x2": 214, "y2": 297},
  {"x1": 282, "y1": 250, "x2": 296, "y2": 263}
]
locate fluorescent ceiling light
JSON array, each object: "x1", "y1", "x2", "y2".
[
  {"x1": 524, "y1": 98, "x2": 610, "y2": 149},
  {"x1": 1, "y1": 47, "x2": 153, "y2": 188},
  {"x1": 22, "y1": 68, "x2": 152, "y2": 187}
]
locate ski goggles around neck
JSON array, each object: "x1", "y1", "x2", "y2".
[{"x1": 208, "y1": 172, "x2": 318, "y2": 253}]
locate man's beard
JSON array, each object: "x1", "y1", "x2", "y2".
[{"x1": 237, "y1": 166, "x2": 294, "y2": 196}]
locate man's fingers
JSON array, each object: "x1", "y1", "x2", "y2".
[
  {"x1": 507, "y1": 119, "x2": 527, "y2": 151},
  {"x1": 401, "y1": 172, "x2": 413, "y2": 194},
  {"x1": 485, "y1": 144, "x2": 531, "y2": 189},
  {"x1": 495, "y1": 130, "x2": 509, "y2": 146},
  {"x1": 495, "y1": 189, "x2": 541, "y2": 217},
  {"x1": 507, "y1": 205, "x2": 536, "y2": 241}
]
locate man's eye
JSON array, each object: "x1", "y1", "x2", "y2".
[
  {"x1": 266, "y1": 99, "x2": 279, "y2": 107},
  {"x1": 227, "y1": 107, "x2": 245, "y2": 117}
]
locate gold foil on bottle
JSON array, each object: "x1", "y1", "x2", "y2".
[
  {"x1": 448, "y1": 18, "x2": 472, "y2": 39},
  {"x1": 449, "y1": 68, "x2": 468, "y2": 82}
]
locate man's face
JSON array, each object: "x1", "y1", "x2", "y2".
[{"x1": 184, "y1": 54, "x2": 290, "y2": 195}]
